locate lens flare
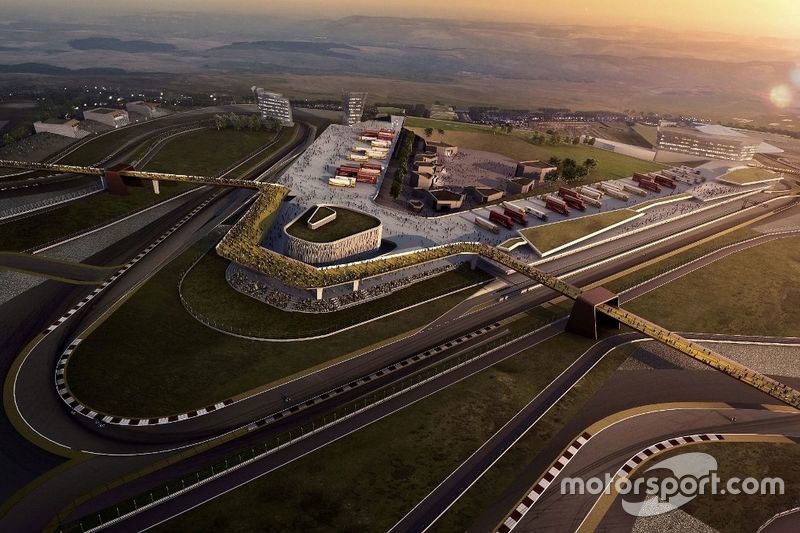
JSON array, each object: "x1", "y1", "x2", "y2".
[
  {"x1": 769, "y1": 84, "x2": 792, "y2": 108},
  {"x1": 791, "y1": 67, "x2": 800, "y2": 87}
]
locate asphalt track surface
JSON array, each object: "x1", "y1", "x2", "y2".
[
  {"x1": 389, "y1": 329, "x2": 800, "y2": 533},
  {"x1": 91, "y1": 335, "x2": 800, "y2": 533},
  {"x1": 0, "y1": 121, "x2": 313, "y2": 530},
  {"x1": 0, "y1": 252, "x2": 117, "y2": 282},
  {"x1": 518, "y1": 406, "x2": 800, "y2": 533},
  {"x1": 1, "y1": 148, "x2": 796, "y2": 530},
  {"x1": 57, "y1": 217, "x2": 800, "y2": 531},
  {"x1": 5, "y1": 194, "x2": 793, "y2": 531},
  {"x1": 19, "y1": 193, "x2": 787, "y2": 450},
  {"x1": 11, "y1": 123, "x2": 314, "y2": 451},
  {"x1": 0, "y1": 105, "x2": 250, "y2": 223}
]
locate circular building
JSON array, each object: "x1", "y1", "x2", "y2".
[{"x1": 284, "y1": 204, "x2": 382, "y2": 264}]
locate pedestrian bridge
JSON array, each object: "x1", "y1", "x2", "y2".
[{"x1": 2, "y1": 158, "x2": 799, "y2": 409}]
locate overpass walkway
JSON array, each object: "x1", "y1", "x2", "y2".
[{"x1": 2, "y1": 158, "x2": 799, "y2": 409}]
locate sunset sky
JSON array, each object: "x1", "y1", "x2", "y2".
[{"x1": 7, "y1": 0, "x2": 800, "y2": 40}]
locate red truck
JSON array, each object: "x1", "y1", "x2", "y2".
[
  {"x1": 503, "y1": 208, "x2": 527, "y2": 225},
  {"x1": 544, "y1": 195, "x2": 570, "y2": 216},
  {"x1": 489, "y1": 210, "x2": 514, "y2": 229}
]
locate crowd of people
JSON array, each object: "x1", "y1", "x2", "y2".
[
  {"x1": 438, "y1": 149, "x2": 516, "y2": 190},
  {"x1": 691, "y1": 182, "x2": 739, "y2": 200},
  {"x1": 228, "y1": 262, "x2": 461, "y2": 313},
  {"x1": 622, "y1": 201, "x2": 700, "y2": 233}
]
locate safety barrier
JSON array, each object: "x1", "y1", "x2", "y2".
[
  {"x1": 54, "y1": 323, "x2": 518, "y2": 532},
  {"x1": 2, "y1": 159, "x2": 798, "y2": 410}
]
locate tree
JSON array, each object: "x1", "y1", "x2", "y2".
[
  {"x1": 505, "y1": 125, "x2": 513, "y2": 134},
  {"x1": 424, "y1": 127, "x2": 434, "y2": 138},
  {"x1": 390, "y1": 180, "x2": 401, "y2": 198},
  {"x1": 544, "y1": 169, "x2": 559, "y2": 181},
  {"x1": 587, "y1": 137, "x2": 596, "y2": 145},
  {"x1": 548, "y1": 156, "x2": 561, "y2": 166},
  {"x1": 572, "y1": 136, "x2": 580, "y2": 145},
  {"x1": 437, "y1": 128, "x2": 445, "y2": 136},
  {"x1": 561, "y1": 158, "x2": 579, "y2": 181},
  {"x1": 583, "y1": 158, "x2": 597, "y2": 169}
]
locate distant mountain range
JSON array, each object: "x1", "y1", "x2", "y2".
[
  {"x1": 68, "y1": 37, "x2": 176, "y2": 53},
  {"x1": 206, "y1": 40, "x2": 359, "y2": 59},
  {"x1": 0, "y1": 62, "x2": 131, "y2": 75}
]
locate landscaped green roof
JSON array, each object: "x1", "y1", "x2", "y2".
[
  {"x1": 717, "y1": 167, "x2": 780, "y2": 185},
  {"x1": 519, "y1": 209, "x2": 640, "y2": 254},
  {"x1": 286, "y1": 205, "x2": 380, "y2": 243}
]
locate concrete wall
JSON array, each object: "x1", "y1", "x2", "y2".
[{"x1": 286, "y1": 224, "x2": 382, "y2": 264}]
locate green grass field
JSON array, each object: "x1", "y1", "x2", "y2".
[
  {"x1": 58, "y1": 112, "x2": 216, "y2": 166},
  {"x1": 626, "y1": 235, "x2": 800, "y2": 336},
  {"x1": 0, "y1": 182, "x2": 194, "y2": 252},
  {"x1": 155, "y1": 328, "x2": 610, "y2": 533},
  {"x1": 285, "y1": 205, "x2": 380, "y2": 243},
  {"x1": 718, "y1": 167, "x2": 781, "y2": 185},
  {"x1": 156, "y1": 220, "x2": 797, "y2": 532},
  {"x1": 603, "y1": 226, "x2": 760, "y2": 294},
  {"x1": 377, "y1": 106, "x2": 405, "y2": 115},
  {"x1": 67, "y1": 243, "x2": 492, "y2": 416},
  {"x1": 0, "y1": 128, "x2": 279, "y2": 252},
  {"x1": 632, "y1": 123, "x2": 659, "y2": 147},
  {"x1": 519, "y1": 209, "x2": 639, "y2": 254},
  {"x1": 181, "y1": 252, "x2": 490, "y2": 339},
  {"x1": 143, "y1": 127, "x2": 277, "y2": 176},
  {"x1": 626, "y1": 443, "x2": 800, "y2": 533},
  {"x1": 436, "y1": 230, "x2": 799, "y2": 530},
  {"x1": 405, "y1": 120, "x2": 665, "y2": 184}
]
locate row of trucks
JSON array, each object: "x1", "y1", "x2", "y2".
[
  {"x1": 474, "y1": 210, "x2": 518, "y2": 234},
  {"x1": 329, "y1": 163, "x2": 384, "y2": 187},
  {"x1": 631, "y1": 172, "x2": 677, "y2": 193},
  {"x1": 474, "y1": 201, "x2": 548, "y2": 233},
  {"x1": 598, "y1": 182, "x2": 630, "y2": 201},
  {"x1": 359, "y1": 128, "x2": 395, "y2": 142},
  {"x1": 473, "y1": 168, "x2": 681, "y2": 233},
  {"x1": 350, "y1": 145, "x2": 389, "y2": 160}
]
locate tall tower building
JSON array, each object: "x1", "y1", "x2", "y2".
[
  {"x1": 252, "y1": 86, "x2": 294, "y2": 127},
  {"x1": 342, "y1": 91, "x2": 367, "y2": 126}
]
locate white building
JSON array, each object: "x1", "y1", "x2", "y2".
[
  {"x1": 656, "y1": 123, "x2": 758, "y2": 161},
  {"x1": 83, "y1": 107, "x2": 130, "y2": 128},
  {"x1": 252, "y1": 87, "x2": 294, "y2": 127},
  {"x1": 342, "y1": 91, "x2": 367, "y2": 126},
  {"x1": 33, "y1": 118, "x2": 89, "y2": 139},
  {"x1": 125, "y1": 100, "x2": 163, "y2": 119}
]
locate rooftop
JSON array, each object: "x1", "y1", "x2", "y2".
[
  {"x1": 128, "y1": 100, "x2": 159, "y2": 109},
  {"x1": 428, "y1": 188, "x2": 463, "y2": 201},
  {"x1": 285, "y1": 205, "x2": 380, "y2": 243},
  {"x1": 658, "y1": 125, "x2": 758, "y2": 146},
  {"x1": 86, "y1": 107, "x2": 124, "y2": 115},
  {"x1": 426, "y1": 140, "x2": 455, "y2": 148},
  {"x1": 40, "y1": 118, "x2": 79, "y2": 126},
  {"x1": 716, "y1": 167, "x2": 782, "y2": 186},
  {"x1": 519, "y1": 160, "x2": 556, "y2": 169}
]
